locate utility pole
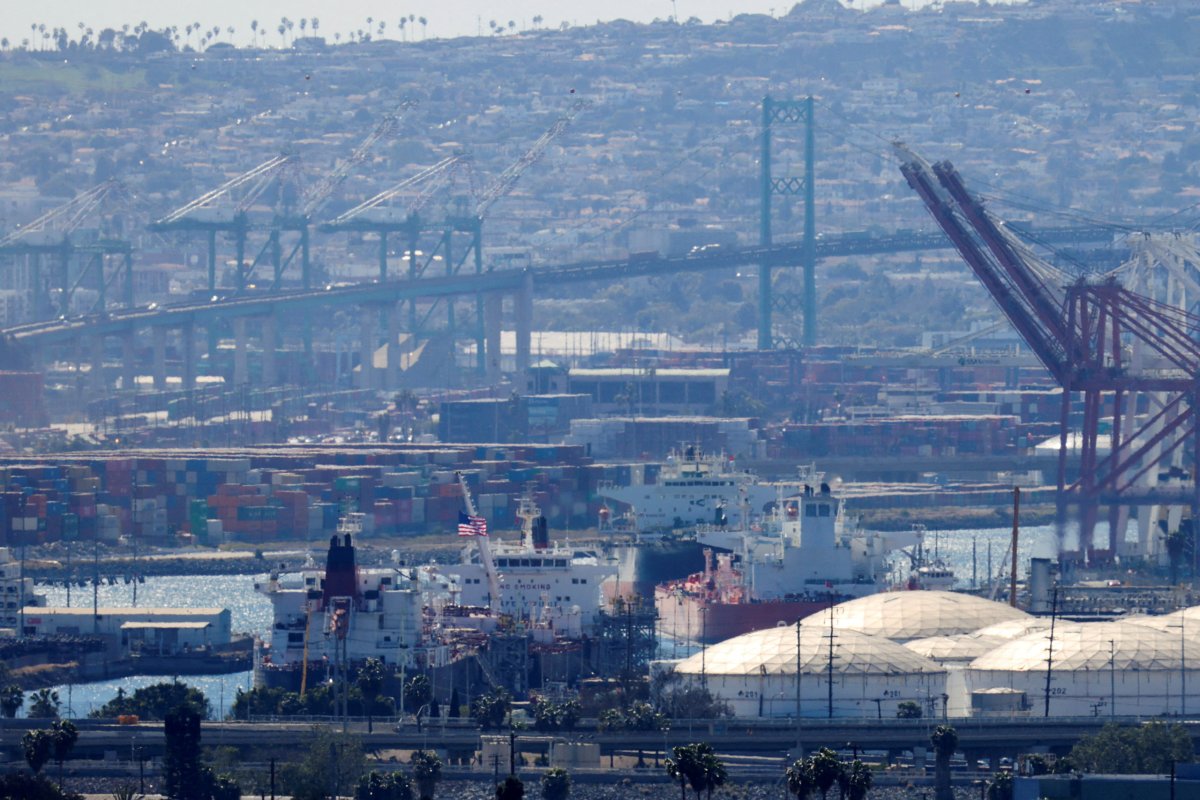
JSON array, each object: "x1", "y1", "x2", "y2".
[
  {"x1": 826, "y1": 599, "x2": 835, "y2": 719},
  {"x1": 1043, "y1": 584, "x2": 1059, "y2": 717},
  {"x1": 794, "y1": 619, "x2": 802, "y2": 757}
]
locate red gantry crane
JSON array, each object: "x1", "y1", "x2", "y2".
[{"x1": 898, "y1": 149, "x2": 1200, "y2": 565}]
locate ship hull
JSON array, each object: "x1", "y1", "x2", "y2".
[
  {"x1": 655, "y1": 592, "x2": 833, "y2": 645},
  {"x1": 607, "y1": 538, "x2": 712, "y2": 602}
]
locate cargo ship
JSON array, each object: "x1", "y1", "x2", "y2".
[
  {"x1": 430, "y1": 494, "x2": 617, "y2": 638},
  {"x1": 598, "y1": 447, "x2": 778, "y2": 532},
  {"x1": 254, "y1": 513, "x2": 424, "y2": 690},
  {"x1": 655, "y1": 483, "x2": 904, "y2": 644},
  {"x1": 604, "y1": 461, "x2": 831, "y2": 603}
]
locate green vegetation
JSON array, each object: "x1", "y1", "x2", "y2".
[
  {"x1": 162, "y1": 704, "x2": 242, "y2": 800},
  {"x1": 49, "y1": 720, "x2": 78, "y2": 790},
  {"x1": 895, "y1": 700, "x2": 922, "y2": 719},
  {"x1": 94, "y1": 682, "x2": 212, "y2": 720},
  {"x1": 471, "y1": 686, "x2": 512, "y2": 731},
  {"x1": 531, "y1": 697, "x2": 581, "y2": 732},
  {"x1": 1, "y1": 683, "x2": 25, "y2": 718},
  {"x1": 23, "y1": 728, "x2": 54, "y2": 773},
  {"x1": 787, "y1": 750, "x2": 871, "y2": 800},
  {"x1": 356, "y1": 771, "x2": 414, "y2": 800},
  {"x1": 986, "y1": 770, "x2": 1013, "y2": 800},
  {"x1": 496, "y1": 775, "x2": 525, "y2": 800},
  {"x1": 230, "y1": 683, "x2": 390, "y2": 719},
  {"x1": 598, "y1": 700, "x2": 668, "y2": 732},
  {"x1": 28, "y1": 687, "x2": 61, "y2": 719},
  {"x1": 281, "y1": 727, "x2": 365, "y2": 800},
  {"x1": 403, "y1": 673, "x2": 431, "y2": 713},
  {"x1": 410, "y1": 750, "x2": 443, "y2": 800},
  {"x1": 666, "y1": 743, "x2": 727, "y2": 800},
  {"x1": 540, "y1": 767, "x2": 571, "y2": 800},
  {"x1": 0, "y1": 60, "x2": 146, "y2": 94},
  {"x1": 1069, "y1": 722, "x2": 1193, "y2": 774},
  {"x1": 930, "y1": 725, "x2": 958, "y2": 800}
]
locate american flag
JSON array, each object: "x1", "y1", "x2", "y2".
[{"x1": 457, "y1": 511, "x2": 488, "y2": 537}]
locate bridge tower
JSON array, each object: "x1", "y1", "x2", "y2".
[{"x1": 758, "y1": 96, "x2": 816, "y2": 350}]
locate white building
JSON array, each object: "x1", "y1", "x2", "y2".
[{"x1": 23, "y1": 607, "x2": 231, "y2": 645}]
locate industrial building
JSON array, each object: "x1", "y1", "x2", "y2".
[{"x1": 22, "y1": 607, "x2": 232, "y2": 654}]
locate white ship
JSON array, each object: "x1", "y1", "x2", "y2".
[
  {"x1": 254, "y1": 514, "x2": 423, "y2": 690},
  {"x1": 598, "y1": 447, "x2": 778, "y2": 532},
  {"x1": 0, "y1": 547, "x2": 45, "y2": 634},
  {"x1": 431, "y1": 494, "x2": 617, "y2": 639}
]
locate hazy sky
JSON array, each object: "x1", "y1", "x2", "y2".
[{"x1": 0, "y1": 0, "x2": 916, "y2": 46}]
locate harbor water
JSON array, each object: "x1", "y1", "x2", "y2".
[{"x1": 23, "y1": 521, "x2": 1096, "y2": 719}]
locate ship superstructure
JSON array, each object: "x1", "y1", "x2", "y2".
[
  {"x1": 437, "y1": 495, "x2": 616, "y2": 638},
  {"x1": 255, "y1": 514, "x2": 422, "y2": 689},
  {"x1": 656, "y1": 483, "x2": 896, "y2": 644},
  {"x1": 0, "y1": 547, "x2": 45, "y2": 633},
  {"x1": 598, "y1": 447, "x2": 777, "y2": 532}
]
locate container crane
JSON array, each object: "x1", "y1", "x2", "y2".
[
  {"x1": 320, "y1": 154, "x2": 468, "y2": 281},
  {"x1": 150, "y1": 154, "x2": 300, "y2": 292},
  {"x1": 898, "y1": 149, "x2": 1200, "y2": 564},
  {"x1": 432, "y1": 102, "x2": 589, "y2": 370},
  {"x1": 456, "y1": 470, "x2": 500, "y2": 612},
  {"x1": 268, "y1": 103, "x2": 415, "y2": 289},
  {"x1": 0, "y1": 180, "x2": 133, "y2": 319}
]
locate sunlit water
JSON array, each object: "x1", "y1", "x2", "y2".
[
  {"x1": 30, "y1": 574, "x2": 270, "y2": 720},
  {"x1": 23, "y1": 520, "x2": 1113, "y2": 718}
]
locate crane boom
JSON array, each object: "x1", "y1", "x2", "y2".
[
  {"x1": 156, "y1": 154, "x2": 296, "y2": 225},
  {"x1": 327, "y1": 155, "x2": 464, "y2": 226},
  {"x1": 301, "y1": 102, "x2": 414, "y2": 219},
  {"x1": 1, "y1": 180, "x2": 125, "y2": 246},
  {"x1": 473, "y1": 101, "x2": 589, "y2": 219},
  {"x1": 456, "y1": 471, "x2": 500, "y2": 612}
]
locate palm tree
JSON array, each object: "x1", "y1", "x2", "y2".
[
  {"x1": 930, "y1": 725, "x2": 958, "y2": 800},
  {"x1": 411, "y1": 750, "x2": 442, "y2": 800},
  {"x1": 808, "y1": 748, "x2": 843, "y2": 800},
  {"x1": 786, "y1": 758, "x2": 815, "y2": 800},
  {"x1": 496, "y1": 776, "x2": 524, "y2": 800},
  {"x1": 700, "y1": 746, "x2": 727, "y2": 800},
  {"x1": 541, "y1": 768, "x2": 571, "y2": 800},
  {"x1": 508, "y1": 20, "x2": 516, "y2": 33},
  {"x1": 666, "y1": 744, "x2": 712, "y2": 800},
  {"x1": 311, "y1": 17, "x2": 320, "y2": 35},
  {"x1": 842, "y1": 760, "x2": 872, "y2": 800},
  {"x1": 50, "y1": 719, "x2": 78, "y2": 789},
  {"x1": 419, "y1": 16, "x2": 427, "y2": 38},
  {"x1": 23, "y1": 729, "x2": 53, "y2": 773},
  {"x1": 532, "y1": 15, "x2": 543, "y2": 29},
  {"x1": 250, "y1": 19, "x2": 258, "y2": 46},
  {"x1": 28, "y1": 688, "x2": 60, "y2": 719},
  {"x1": 0, "y1": 685, "x2": 24, "y2": 717}
]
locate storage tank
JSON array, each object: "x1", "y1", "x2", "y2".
[{"x1": 670, "y1": 623, "x2": 947, "y2": 719}]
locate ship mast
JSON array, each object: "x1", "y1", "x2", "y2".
[{"x1": 457, "y1": 471, "x2": 500, "y2": 612}]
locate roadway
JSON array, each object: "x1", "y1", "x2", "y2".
[
  {"x1": 0, "y1": 715, "x2": 1185, "y2": 762},
  {"x1": 1, "y1": 225, "x2": 1118, "y2": 348}
]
